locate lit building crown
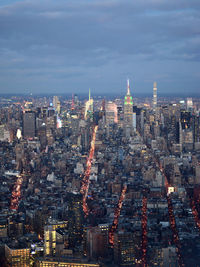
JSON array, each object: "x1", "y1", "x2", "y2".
[{"x1": 124, "y1": 79, "x2": 133, "y2": 105}]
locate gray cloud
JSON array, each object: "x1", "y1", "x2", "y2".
[{"x1": 0, "y1": 0, "x2": 199, "y2": 94}]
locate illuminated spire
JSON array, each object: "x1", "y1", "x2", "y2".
[
  {"x1": 153, "y1": 81, "x2": 157, "y2": 111},
  {"x1": 127, "y1": 79, "x2": 130, "y2": 95},
  {"x1": 71, "y1": 94, "x2": 74, "y2": 110},
  {"x1": 89, "y1": 88, "x2": 91, "y2": 101}
]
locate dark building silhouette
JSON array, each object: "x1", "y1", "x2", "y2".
[
  {"x1": 23, "y1": 110, "x2": 36, "y2": 139},
  {"x1": 66, "y1": 193, "x2": 84, "y2": 246}
]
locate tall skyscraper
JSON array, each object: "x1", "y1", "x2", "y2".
[
  {"x1": 67, "y1": 193, "x2": 84, "y2": 246},
  {"x1": 44, "y1": 221, "x2": 67, "y2": 256},
  {"x1": 105, "y1": 101, "x2": 118, "y2": 125},
  {"x1": 53, "y1": 96, "x2": 61, "y2": 114},
  {"x1": 124, "y1": 79, "x2": 133, "y2": 129},
  {"x1": 84, "y1": 88, "x2": 93, "y2": 120},
  {"x1": 23, "y1": 110, "x2": 36, "y2": 139},
  {"x1": 186, "y1": 97, "x2": 193, "y2": 111},
  {"x1": 153, "y1": 81, "x2": 157, "y2": 111}
]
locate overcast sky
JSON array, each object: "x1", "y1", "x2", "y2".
[{"x1": 0, "y1": 0, "x2": 200, "y2": 95}]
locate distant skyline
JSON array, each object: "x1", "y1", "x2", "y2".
[{"x1": 0, "y1": 0, "x2": 200, "y2": 95}]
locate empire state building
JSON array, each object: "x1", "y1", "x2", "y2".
[{"x1": 124, "y1": 79, "x2": 133, "y2": 128}]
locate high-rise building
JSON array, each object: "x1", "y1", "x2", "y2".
[
  {"x1": 114, "y1": 230, "x2": 139, "y2": 266},
  {"x1": 44, "y1": 220, "x2": 67, "y2": 256},
  {"x1": 180, "y1": 110, "x2": 192, "y2": 130},
  {"x1": 74, "y1": 94, "x2": 79, "y2": 105},
  {"x1": 153, "y1": 81, "x2": 157, "y2": 111},
  {"x1": 66, "y1": 193, "x2": 84, "y2": 246},
  {"x1": 105, "y1": 101, "x2": 118, "y2": 125},
  {"x1": 53, "y1": 96, "x2": 61, "y2": 114},
  {"x1": 193, "y1": 114, "x2": 200, "y2": 143},
  {"x1": 186, "y1": 97, "x2": 193, "y2": 111},
  {"x1": 23, "y1": 110, "x2": 36, "y2": 139},
  {"x1": 5, "y1": 243, "x2": 30, "y2": 266},
  {"x1": 36, "y1": 259, "x2": 100, "y2": 267},
  {"x1": 124, "y1": 79, "x2": 133, "y2": 129},
  {"x1": 86, "y1": 224, "x2": 109, "y2": 260},
  {"x1": 44, "y1": 225, "x2": 56, "y2": 256},
  {"x1": 85, "y1": 89, "x2": 93, "y2": 120}
]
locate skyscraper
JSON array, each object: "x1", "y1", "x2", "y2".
[
  {"x1": 67, "y1": 193, "x2": 84, "y2": 246},
  {"x1": 186, "y1": 97, "x2": 193, "y2": 111},
  {"x1": 23, "y1": 110, "x2": 36, "y2": 139},
  {"x1": 53, "y1": 96, "x2": 61, "y2": 114},
  {"x1": 84, "y1": 88, "x2": 93, "y2": 120},
  {"x1": 124, "y1": 79, "x2": 133, "y2": 129},
  {"x1": 105, "y1": 101, "x2": 118, "y2": 125},
  {"x1": 153, "y1": 81, "x2": 157, "y2": 111}
]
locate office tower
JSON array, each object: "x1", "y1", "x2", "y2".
[
  {"x1": 44, "y1": 225, "x2": 56, "y2": 256},
  {"x1": 180, "y1": 110, "x2": 192, "y2": 130},
  {"x1": 38, "y1": 124, "x2": 47, "y2": 149},
  {"x1": 105, "y1": 101, "x2": 118, "y2": 125},
  {"x1": 36, "y1": 258, "x2": 100, "y2": 267},
  {"x1": 53, "y1": 96, "x2": 61, "y2": 114},
  {"x1": 67, "y1": 193, "x2": 84, "y2": 246},
  {"x1": 169, "y1": 115, "x2": 179, "y2": 144},
  {"x1": 180, "y1": 112, "x2": 193, "y2": 151},
  {"x1": 41, "y1": 107, "x2": 48, "y2": 119},
  {"x1": 179, "y1": 120, "x2": 183, "y2": 145},
  {"x1": 23, "y1": 110, "x2": 36, "y2": 139},
  {"x1": 124, "y1": 79, "x2": 133, "y2": 128},
  {"x1": 57, "y1": 101, "x2": 61, "y2": 115},
  {"x1": 71, "y1": 94, "x2": 75, "y2": 110},
  {"x1": 85, "y1": 88, "x2": 93, "y2": 120},
  {"x1": 187, "y1": 97, "x2": 193, "y2": 111},
  {"x1": 80, "y1": 125, "x2": 90, "y2": 151},
  {"x1": 133, "y1": 112, "x2": 136, "y2": 131},
  {"x1": 44, "y1": 221, "x2": 67, "y2": 256},
  {"x1": 48, "y1": 107, "x2": 55, "y2": 117},
  {"x1": 74, "y1": 94, "x2": 79, "y2": 105},
  {"x1": 193, "y1": 115, "x2": 200, "y2": 143},
  {"x1": 114, "y1": 230, "x2": 138, "y2": 266},
  {"x1": 87, "y1": 226, "x2": 108, "y2": 259},
  {"x1": 153, "y1": 81, "x2": 157, "y2": 111},
  {"x1": 86, "y1": 224, "x2": 109, "y2": 259},
  {"x1": 5, "y1": 243, "x2": 30, "y2": 266}
]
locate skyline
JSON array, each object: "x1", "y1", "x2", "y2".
[{"x1": 0, "y1": 0, "x2": 200, "y2": 95}]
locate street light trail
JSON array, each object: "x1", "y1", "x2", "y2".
[
  {"x1": 10, "y1": 175, "x2": 23, "y2": 211},
  {"x1": 190, "y1": 198, "x2": 200, "y2": 231},
  {"x1": 80, "y1": 125, "x2": 98, "y2": 216},
  {"x1": 141, "y1": 196, "x2": 148, "y2": 267},
  {"x1": 109, "y1": 184, "x2": 127, "y2": 246},
  {"x1": 155, "y1": 160, "x2": 184, "y2": 267}
]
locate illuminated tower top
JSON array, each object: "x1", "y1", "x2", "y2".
[
  {"x1": 84, "y1": 88, "x2": 93, "y2": 120},
  {"x1": 153, "y1": 81, "x2": 157, "y2": 111},
  {"x1": 71, "y1": 94, "x2": 74, "y2": 110},
  {"x1": 124, "y1": 79, "x2": 133, "y2": 129},
  {"x1": 127, "y1": 79, "x2": 130, "y2": 95},
  {"x1": 124, "y1": 79, "x2": 133, "y2": 105}
]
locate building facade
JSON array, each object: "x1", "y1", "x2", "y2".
[{"x1": 124, "y1": 79, "x2": 133, "y2": 133}]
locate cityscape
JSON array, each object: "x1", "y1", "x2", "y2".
[
  {"x1": 0, "y1": 82, "x2": 200, "y2": 266},
  {"x1": 1, "y1": 0, "x2": 200, "y2": 266}
]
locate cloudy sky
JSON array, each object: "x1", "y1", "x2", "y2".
[{"x1": 0, "y1": 0, "x2": 200, "y2": 95}]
